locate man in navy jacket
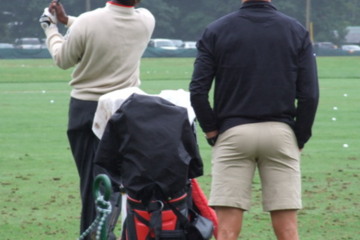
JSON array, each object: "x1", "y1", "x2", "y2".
[{"x1": 189, "y1": 0, "x2": 319, "y2": 239}]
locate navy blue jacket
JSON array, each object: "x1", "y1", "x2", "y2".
[{"x1": 189, "y1": 1, "x2": 319, "y2": 148}]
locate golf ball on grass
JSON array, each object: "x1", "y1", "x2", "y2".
[
  {"x1": 50, "y1": 100, "x2": 55, "y2": 103},
  {"x1": 332, "y1": 117, "x2": 336, "y2": 121},
  {"x1": 343, "y1": 144, "x2": 349, "y2": 148}
]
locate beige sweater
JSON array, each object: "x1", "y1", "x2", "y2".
[{"x1": 44, "y1": 2, "x2": 155, "y2": 101}]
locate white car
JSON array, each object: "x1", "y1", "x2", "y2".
[
  {"x1": 14, "y1": 38, "x2": 43, "y2": 49},
  {"x1": 182, "y1": 41, "x2": 197, "y2": 49},
  {"x1": 0, "y1": 43, "x2": 14, "y2": 48},
  {"x1": 341, "y1": 44, "x2": 360, "y2": 53},
  {"x1": 170, "y1": 39, "x2": 184, "y2": 48},
  {"x1": 148, "y1": 38, "x2": 178, "y2": 50}
]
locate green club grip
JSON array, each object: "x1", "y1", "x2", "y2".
[{"x1": 93, "y1": 174, "x2": 112, "y2": 202}]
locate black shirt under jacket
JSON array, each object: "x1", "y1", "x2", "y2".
[{"x1": 189, "y1": 1, "x2": 319, "y2": 148}]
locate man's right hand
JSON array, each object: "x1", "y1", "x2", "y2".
[
  {"x1": 39, "y1": 8, "x2": 57, "y2": 30},
  {"x1": 205, "y1": 130, "x2": 219, "y2": 147},
  {"x1": 49, "y1": 0, "x2": 68, "y2": 25}
]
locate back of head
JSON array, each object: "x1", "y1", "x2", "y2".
[
  {"x1": 242, "y1": 0, "x2": 271, "y2": 2},
  {"x1": 115, "y1": 0, "x2": 141, "y2": 6}
]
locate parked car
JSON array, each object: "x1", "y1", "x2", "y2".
[
  {"x1": 182, "y1": 41, "x2": 197, "y2": 49},
  {"x1": 0, "y1": 43, "x2": 14, "y2": 48},
  {"x1": 14, "y1": 38, "x2": 43, "y2": 49},
  {"x1": 148, "y1": 38, "x2": 178, "y2": 50},
  {"x1": 341, "y1": 44, "x2": 360, "y2": 53},
  {"x1": 170, "y1": 39, "x2": 184, "y2": 48},
  {"x1": 313, "y1": 42, "x2": 338, "y2": 50}
]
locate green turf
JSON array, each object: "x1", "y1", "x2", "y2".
[{"x1": 0, "y1": 57, "x2": 359, "y2": 239}]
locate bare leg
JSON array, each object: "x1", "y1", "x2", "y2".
[
  {"x1": 215, "y1": 206, "x2": 244, "y2": 240},
  {"x1": 270, "y1": 210, "x2": 299, "y2": 240}
]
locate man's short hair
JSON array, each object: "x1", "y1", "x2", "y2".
[{"x1": 118, "y1": 0, "x2": 141, "y2": 6}]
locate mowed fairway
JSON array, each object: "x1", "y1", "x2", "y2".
[{"x1": 0, "y1": 57, "x2": 359, "y2": 240}]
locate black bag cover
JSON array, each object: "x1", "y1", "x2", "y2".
[{"x1": 94, "y1": 93, "x2": 203, "y2": 201}]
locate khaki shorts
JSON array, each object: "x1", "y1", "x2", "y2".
[{"x1": 209, "y1": 122, "x2": 302, "y2": 212}]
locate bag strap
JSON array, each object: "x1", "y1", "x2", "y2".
[
  {"x1": 163, "y1": 197, "x2": 192, "y2": 230},
  {"x1": 130, "y1": 200, "x2": 164, "y2": 240},
  {"x1": 148, "y1": 201, "x2": 163, "y2": 240},
  {"x1": 156, "y1": 186, "x2": 193, "y2": 229}
]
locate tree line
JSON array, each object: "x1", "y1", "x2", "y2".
[{"x1": 1, "y1": 0, "x2": 360, "y2": 45}]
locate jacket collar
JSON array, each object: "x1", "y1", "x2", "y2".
[{"x1": 241, "y1": 1, "x2": 277, "y2": 10}]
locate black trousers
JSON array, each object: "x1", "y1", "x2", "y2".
[{"x1": 67, "y1": 97, "x2": 99, "y2": 238}]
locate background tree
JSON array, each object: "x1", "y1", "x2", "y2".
[
  {"x1": 1, "y1": 0, "x2": 360, "y2": 44},
  {"x1": 0, "y1": 11, "x2": 15, "y2": 42},
  {"x1": 311, "y1": 0, "x2": 360, "y2": 45},
  {"x1": 140, "y1": 0, "x2": 180, "y2": 38}
]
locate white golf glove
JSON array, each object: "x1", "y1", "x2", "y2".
[{"x1": 39, "y1": 8, "x2": 57, "y2": 30}]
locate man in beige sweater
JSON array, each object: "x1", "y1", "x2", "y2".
[{"x1": 40, "y1": 0, "x2": 155, "y2": 238}]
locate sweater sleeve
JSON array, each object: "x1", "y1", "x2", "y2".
[
  {"x1": 189, "y1": 28, "x2": 218, "y2": 133},
  {"x1": 46, "y1": 16, "x2": 85, "y2": 70},
  {"x1": 294, "y1": 32, "x2": 319, "y2": 148}
]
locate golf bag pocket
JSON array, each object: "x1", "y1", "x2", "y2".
[
  {"x1": 123, "y1": 194, "x2": 188, "y2": 240},
  {"x1": 185, "y1": 210, "x2": 214, "y2": 240}
]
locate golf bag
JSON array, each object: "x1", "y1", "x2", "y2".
[{"x1": 94, "y1": 93, "x2": 214, "y2": 240}]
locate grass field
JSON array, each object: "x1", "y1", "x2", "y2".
[{"x1": 0, "y1": 57, "x2": 360, "y2": 240}]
